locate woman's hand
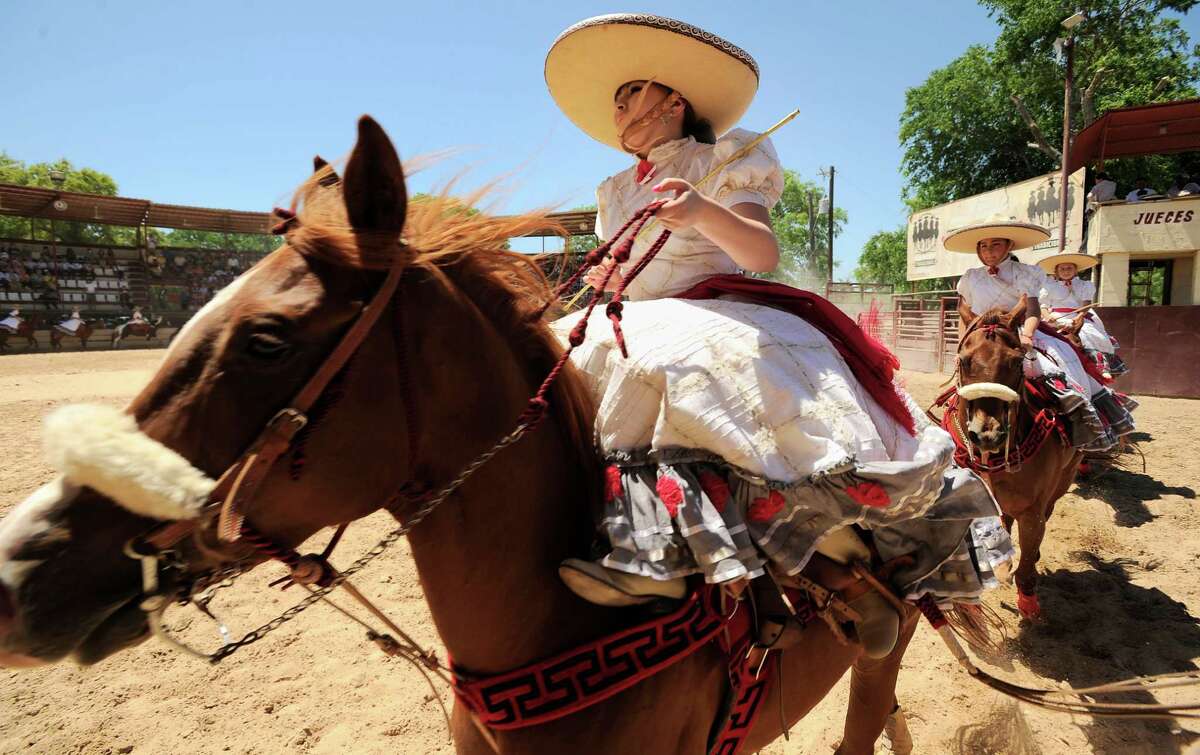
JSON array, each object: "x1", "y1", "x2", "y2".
[
  {"x1": 652, "y1": 178, "x2": 716, "y2": 231},
  {"x1": 1019, "y1": 332, "x2": 1034, "y2": 351},
  {"x1": 584, "y1": 257, "x2": 621, "y2": 291},
  {"x1": 650, "y1": 177, "x2": 780, "y2": 273}
]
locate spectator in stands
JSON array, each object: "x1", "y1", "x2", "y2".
[
  {"x1": 1086, "y1": 172, "x2": 1116, "y2": 209},
  {"x1": 1167, "y1": 174, "x2": 1190, "y2": 198},
  {"x1": 1125, "y1": 177, "x2": 1157, "y2": 202},
  {"x1": 1181, "y1": 174, "x2": 1200, "y2": 196}
]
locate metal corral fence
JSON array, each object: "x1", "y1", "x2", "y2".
[{"x1": 855, "y1": 289, "x2": 958, "y2": 374}]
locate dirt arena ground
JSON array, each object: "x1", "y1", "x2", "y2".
[{"x1": 1, "y1": 349, "x2": 1197, "y2": 754}]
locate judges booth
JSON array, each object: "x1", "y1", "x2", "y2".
[{"x1": 899, "y1": 99, "x2": 1200, "y2": 397}]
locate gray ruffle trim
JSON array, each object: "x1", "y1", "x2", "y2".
[{"x1": 597, "y1": 452, "x2": 1012, "y2": 604}]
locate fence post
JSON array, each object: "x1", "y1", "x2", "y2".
[{"x1": 937, "y1": 296, "x2": 947, "y2": 373}]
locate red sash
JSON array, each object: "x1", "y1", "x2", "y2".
[{"x1": 674, "y1": 275, "x2": 915, "y2": 436}]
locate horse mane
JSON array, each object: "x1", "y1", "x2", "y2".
[{"x1": 283, "y1": 167, "x2": 602, "y2": 515}]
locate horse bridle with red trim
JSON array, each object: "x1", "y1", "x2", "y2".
[{"x1": 949, "y1": 314, "x2": 1032, "y2": 472}]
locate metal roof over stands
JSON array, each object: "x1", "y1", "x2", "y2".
[
  {"x1": 0, "y1": 183, "x2": 597, "y2": 238},
  {"x1": 1068, "y1": 98, "x2": 1200, "y2": 173}
]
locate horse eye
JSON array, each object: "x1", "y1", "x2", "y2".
[{"x1": 247, "y1": 332, "x2": 290, "y2": 360}]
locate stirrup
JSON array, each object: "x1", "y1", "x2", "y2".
[{"x1": 558, "y1": 559, "x2": 686, "y2": 607}]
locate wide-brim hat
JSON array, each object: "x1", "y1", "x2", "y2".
[
  {"x1": 942, "y1": 217, "x2": 1050, "y2": 253},
  {"x1": 545, "y1": 14, "x2": 759, "y2": 151},
  {"x1": 1038, "y1": 252, "x2": 1099, "y2": 273}
]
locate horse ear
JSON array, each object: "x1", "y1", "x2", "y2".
[
  {"x1": 958, "y1": 296, "x2": 977, "y2": 329},
  {"x1": 342, "y1": 116, "x2": 407, "y2": 234},
  {"x1": 313, "y1": 155, "x2": 339, "y2": 186},
  {"x1": 1004, "y1": 294, "x2": 1028, "y2": 330}
]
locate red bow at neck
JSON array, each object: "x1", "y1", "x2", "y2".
[
  {"x1": 635, "y1": 159, "x2": 656, "y2": 185},
  {"x1": 1064, "y1": 279, "x2": 1073, "y2": 288},
  {"x1": 987, "y1": 265, "x2": 1000, "y2": 276}
]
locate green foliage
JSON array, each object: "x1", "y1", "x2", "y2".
[
  {"x1": 149, "y1": 228, "x2": 279, "y2": 253},
  {"x1": 0, "y1": 153, "x2": 135, "y2": 245},
  {"x1": 900, "y1": 0, "x2": 1200, "y2": 210},
  {"x1": 854, "y1": 226, "x2": 956, "y2": 291},
  {"x1": 0, "y1": 152, "x2": 281, "y2": 254},
  {"x1": 765, "y1": 169, "x2": 845, "y2": 285}
]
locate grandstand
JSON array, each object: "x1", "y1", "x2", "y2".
[{"x1": 0, "y1": 182, "x2": 597, "y2": 342}]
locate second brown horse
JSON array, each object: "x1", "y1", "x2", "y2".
[{"x1": 954, "y1": 297, "x2": 1082, "y2": 618}]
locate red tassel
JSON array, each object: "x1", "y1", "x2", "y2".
[{"x1": 606, "y1": 300, "x2": 628, "y2": 358}]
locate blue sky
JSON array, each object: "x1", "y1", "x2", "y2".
[{"x1": 5, "y1": 1, "x2": 1193, "y2": 271}]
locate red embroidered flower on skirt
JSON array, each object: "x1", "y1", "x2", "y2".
[
  {"x1": 845, "y1": 481, "x2": 890, "y2": 508},
  {"x1": 748, "y1": 490, "x2": 786, "y2": 522},
  {"x1": 656, "y1": 476, "x2": 685, "y2": 517},
  {"x1": 604, "y1": 465, "x2": 623, "y2": 503},
  {"x1": 697, "y1": 470, "x2": 731, "y2": 513}
]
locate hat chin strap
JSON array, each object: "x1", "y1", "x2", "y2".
[{"x1": 618, "y1": 85, "x2": 683, "y2": 156}]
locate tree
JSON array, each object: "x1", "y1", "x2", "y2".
[
  {"x1": 854, "y1": 226, "x2": 955, "y2": 291},
  {"x1": 765, "y1": 169, "x2": 846, "y2": 287},
  {"x1": 854, "y1": 228, "x2": 908, "y2": 286},
  {"x1": 900, "y1": 0, "x2": 1200, "y2": 210},
  {"x1": 0, "y1": 153, "x2": 136, "y2": 245},
  {"x1": 151, "y1": 227, "x2": 278, "y2": 254},
  {"x1": 1, "y1": 153, "x2": 282, "y2": 255}
]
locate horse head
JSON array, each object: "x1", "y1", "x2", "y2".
[
  {"x1": 0, "y1": 117, "x2": 421, "y2": 666},
  {"x1": 956, "y1": 295, "x2": 1027, "y2": 454},
  {"x1": 0, "y1": 116, "x2": 595, "y2": 672}
]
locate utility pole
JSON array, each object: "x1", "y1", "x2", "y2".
[
  {"x1": 1058, "y1": 37, "x2": 1074, "y2": 252},
  {"x1": 819, "y1": 166, "x2": 836, "y2": 283},
  {"x1": 1058, "y1": 12, "x2": 1085, "y2": 252},
  {"x1": 807, "y1": 191, "x2": 817, "y2": 260},
  {"x1": 827, "y1": 165, "x2": 835, "y2": 282}
]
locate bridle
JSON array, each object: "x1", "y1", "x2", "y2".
[
  {"x1": 949, "y1": 315, "x2": 1028, "y2": 472},
  {"x1": 121, "y1": 200, "x2": 672, "y2": 665}
]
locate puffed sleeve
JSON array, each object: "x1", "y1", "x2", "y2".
[
  {"x1": 708, "y1": 128, "x2": 784, "y2": 211},
  {"x1": 1016, "y1": 263, "x2": 1045, "y2": 298},
  {"x1": 594, "y1": 177, "x2": 615, "y2": 242},
  {"x1": 1077, "y1": 278, "x2": 1096, "y2": 301},
  {"x1": 956, "y1": 268, "x2": 975, "y2": 300}
]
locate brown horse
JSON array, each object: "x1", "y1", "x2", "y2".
[
  {"x1": 0, "y1": 117, "x2": 915, "y2": 754},
  {"x1": 953, "y1": 297, "x2": 1082, "y2": 619},
  {"x1": 0, "y1": 314, "x2": 39, "y2": 352},
  {"x1": 110, "y1": 316, "x2": 162, "y2": 348},
  {"x1": 50, "y1": 320, "x2": 95, "y2": 350}
]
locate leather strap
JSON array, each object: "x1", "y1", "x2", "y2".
[{"x1": 139, "y1": 241, "x2": 411, "y2": 552}]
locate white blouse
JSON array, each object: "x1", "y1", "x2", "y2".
[
  {"x1": 1040, "y1": 277, "x2": 1095, "y2": 310},
  {"x1": 595, "y1": 129, "x2": 784, "y2": 301},
  {"x1": 955, "y1": 257, "x2": 1045, "y2": 314}
]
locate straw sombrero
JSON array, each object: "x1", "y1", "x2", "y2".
[
  {"x1": 1038, "y1": 252, "x2": 1099, "y2": 273},
  {"x1": 942, "y1": 217, "x2": 1050, "y2": 253},
  {"x1": 545, "y1": 14, "x2": 759, "y2": 151}
]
